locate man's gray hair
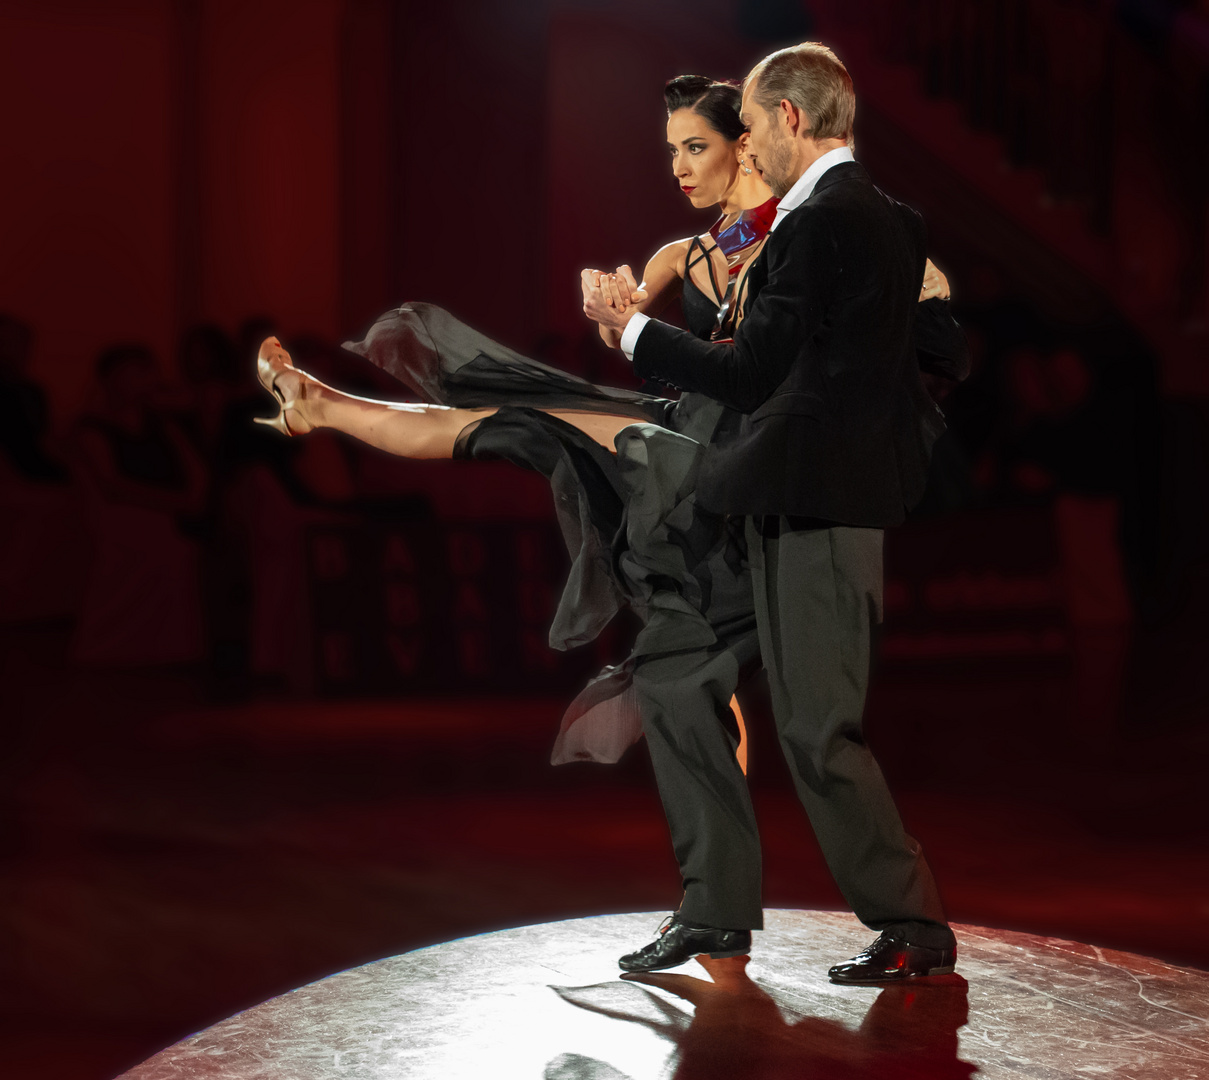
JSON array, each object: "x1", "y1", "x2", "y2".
[{"x1": 746, "y1": 42, "x2": 855, "y2": 142}]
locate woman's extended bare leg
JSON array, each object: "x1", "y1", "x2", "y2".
[
  {"x1": 255, "y1": 337, "x2": 639, "y2": 458},
  {"x1": 256, "y1": 338, "x2": 748, "y2": 769}
]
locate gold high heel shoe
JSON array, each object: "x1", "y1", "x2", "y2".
[{"x1": 254, "y1": 337, "x2": 313, "y2": 436}]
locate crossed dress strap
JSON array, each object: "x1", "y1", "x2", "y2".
[{"x1": 685, "y1": 236, "x2": 738, "y2": 341}]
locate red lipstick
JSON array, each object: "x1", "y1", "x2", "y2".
[{"x1": 681, "y1": 186, "x2": 696, "y2": 194}]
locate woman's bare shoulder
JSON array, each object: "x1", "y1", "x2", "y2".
[{"x1": 647, "y1": 235, "x2": 697, "y2": 278}]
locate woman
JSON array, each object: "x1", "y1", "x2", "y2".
[{"x1": 254, "y1": 76, "x2": 960, "y2": 763}]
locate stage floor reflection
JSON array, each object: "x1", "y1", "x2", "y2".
[{"x1": 120, "y1": 909, "x2": 1208, "y2": 1079}]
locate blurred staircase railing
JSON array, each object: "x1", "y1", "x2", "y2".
[{"x1": 809, "y1": 0, "x2": 1209, "y2": 393}]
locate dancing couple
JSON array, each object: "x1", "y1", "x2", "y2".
[{"x1": 256, "y1": 42, "x2": 968, "y2": 984}]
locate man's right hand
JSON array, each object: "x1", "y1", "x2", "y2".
[
  {"x1": 580, "y1": 266, "x2": 646, "y2": 314},
  {"x1": 601, "y1": 264, "x2": 646, "y2": 311}
]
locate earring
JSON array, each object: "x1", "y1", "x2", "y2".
[{"x1": 739, "y1": 156, "x2": 753, "y2": 175}]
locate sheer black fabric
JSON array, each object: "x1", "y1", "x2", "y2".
[{"x1": 344, "y1": 301, "x2": 752, "y2": 764}]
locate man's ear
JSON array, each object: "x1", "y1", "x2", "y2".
[{"x1": 779, "y1": 98, "x2": 807, "y2": 138}]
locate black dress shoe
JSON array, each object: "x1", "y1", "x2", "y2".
[
  {"x1": 828, "y1": 931, "x2": 957, "y2": 984},
  {"x1": 619, "y1": 916, "x2": 751, "y2": 973}
]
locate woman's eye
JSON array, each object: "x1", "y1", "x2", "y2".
[{"x1": 689, "y1": 145, "x2": 704, "y2": 154}]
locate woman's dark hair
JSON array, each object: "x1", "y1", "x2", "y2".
[{"x1": 664, "y1": 75, "x2": 746, "y2": 141}]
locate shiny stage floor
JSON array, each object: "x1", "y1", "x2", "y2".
[
  {"x1": 3, "y1": 623, "x2": 1208, "y2": 1079},
  {"x1": 119, "y1": 910, "x2": 1209, "y2": 1080}
]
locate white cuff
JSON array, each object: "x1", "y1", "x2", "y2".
[{"x1": 619, "y1": 313, "x2": 650, "y2": 361}]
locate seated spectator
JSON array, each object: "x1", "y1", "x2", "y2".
[
  {"x1": 0, "y1": 314, "x2": 85, "y2": 622},
  {"x1": 213, "y1": 329, "x2": 360, "y2": 694},
  {"x1": 70, "y1": 344, "x2": 208, "y2": 666},
  {"x1": 176, "y1": 322, "x2": 243, "y2": 458},
  {"x1": 0, "y1": 313, "x2": 68, "y2": 483}
]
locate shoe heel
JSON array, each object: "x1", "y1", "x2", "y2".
[
  {"x1": 253, "y1": 371, "x2": 312, "y2": 437},
  {"x1": 706, "y1": 947, "x2": 751, "y2": 959},
  {"x1": 253, "y1": 408, "x2": 293, "y2": 437},
  {"x1": 926, "y1": 964, "x2": 956, "y2": 975}
]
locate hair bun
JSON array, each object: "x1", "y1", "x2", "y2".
[
  {"x1": 664, "y1": 75, "x2": 716, "y2": 112},
  {"x1": 663, "y1": 75, "x2": 746, "y2": 141}
]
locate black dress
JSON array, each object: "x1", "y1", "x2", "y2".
[{"x1": 344, "y1": 255, "x2": 756, "y2": 765}]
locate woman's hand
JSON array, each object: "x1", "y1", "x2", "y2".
[
  {"x1": 580, "y1": 269, "x2": 622, "y2": 346},
  {"x1": 581, "y1": 266, "x2": 646, "y2": 332},
  {"x1": 601, "y1": 265, "x2": 647, "y2": 312},
  {"x1": 582, "y1": 266, "x2": 647, "y2": 312},
  {"x1": 919, "y1": 258, "x2": 951, "y2": 302}
]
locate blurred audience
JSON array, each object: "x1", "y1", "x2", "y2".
[
  {"x1": 175, "y1": 322, "x2": 244, "y2": 456},
  {"x1": 930, "y1": 271, "x2": 1167, "y2": 732},
  {"x1": 942, "y1": 272, "x2": 1162, "y2": 606},
  {"x1": 0, "y1": 313, "x2": 69, "y2": 484},
  {"x1": 0, "y1": 274, "x2": 1169, "y2": 709},
  {"x1": 0, "y1": 314, "x2": 86, "y2": 622},
  {"x1": 69, "y1": 344, "x2": 208, "y2": 666},
  {"x1": 215, "y1": 329, "x2": 362, "y2": 695}
]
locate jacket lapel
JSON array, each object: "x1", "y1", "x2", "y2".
[
  {"x1": 739, "y1": 162, "x2": 869, "y2": 318},
  {"x1": 805, "y1": 159, "x2": 867, "y2": 199}
]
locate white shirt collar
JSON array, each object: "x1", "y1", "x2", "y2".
[{"x1": 769, "y1": 145, "x2": 856, "y2": 231}]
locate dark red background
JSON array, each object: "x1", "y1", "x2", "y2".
[{"x1": 2, "y1": 1, "x2": 1207, "y2": 1077}]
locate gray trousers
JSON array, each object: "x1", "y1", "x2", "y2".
[{"x1": 634, "y1": 517, "x2": 954, "y2": 949}]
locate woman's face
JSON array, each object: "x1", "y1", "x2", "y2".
[{"x1": 666, "y1": 107, "x2": 741, "y2": 210}]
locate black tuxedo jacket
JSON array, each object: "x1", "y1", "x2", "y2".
[{"x1": 633, "y1": 161, "x2": 967, "y2": 526}]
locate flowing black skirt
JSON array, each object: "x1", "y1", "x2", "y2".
[{"x1": 344, "y1": 303, "x2": 755, "y2": 763}]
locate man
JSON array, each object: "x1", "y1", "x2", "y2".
[{"x1": 583, "y1": 42, "x2": 961, "y2": 983}]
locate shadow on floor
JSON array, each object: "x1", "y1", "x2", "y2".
[{"x1": 2, "y1": 622, "x2": 1206, "y2": 1078}]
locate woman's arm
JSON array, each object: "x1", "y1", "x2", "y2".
[
  {"x1": 588, "y1": 239, "x2": 688, "y2": 349},
  {"x1": 623, "y1": 211, "x2": 840, "y2": 413}
]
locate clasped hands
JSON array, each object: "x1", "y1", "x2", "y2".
[
  {"x1": 580, "y1": 256, "x2": 949, "y2": 334},
  {"x1": 581, "y1": 265, "x2": 647, "y2": 332}
]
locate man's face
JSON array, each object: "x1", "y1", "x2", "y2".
[{"x1": 740, "y1": 79, "x2": 795, "y2": 198}]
